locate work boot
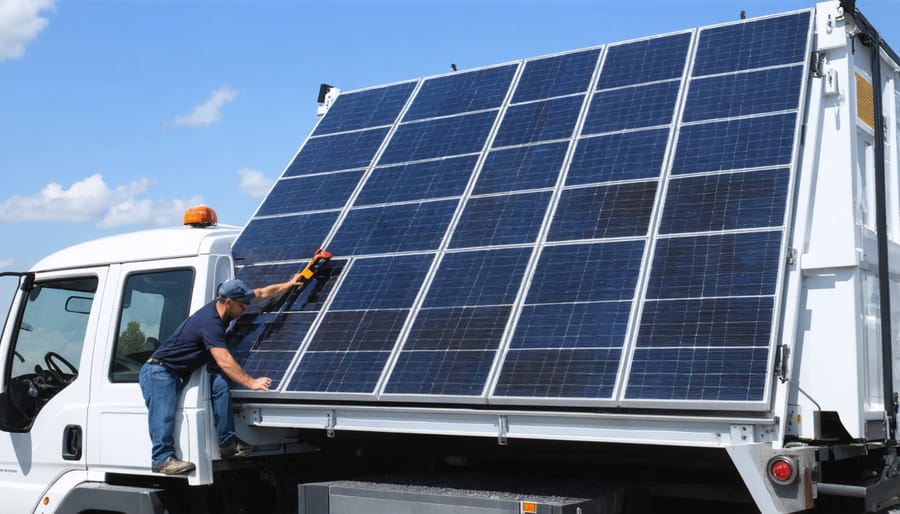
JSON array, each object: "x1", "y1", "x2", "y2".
[
  {"x1": 152, "y1": 456, "x2": 196, "y2": 475},
  {"x1": 220, "y1": 437, "x2": 252, "y2": 459}
]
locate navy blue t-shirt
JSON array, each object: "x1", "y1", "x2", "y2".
[{"x1": 151, "y1": 301, "x2": 227, "y2": 378}]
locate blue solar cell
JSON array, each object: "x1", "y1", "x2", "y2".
[
  {"x1": 449, "y1": 192, "x2": 551, "y2": 248},
  {"x1": 493, "y1": 348, "x2": 621, "y2": 398},
  {"x1": 404, "y1": 306, "x2": 512, "y2": 350},
  {"x1": 230, "y1": 314, "x2": 316, "y2": 381},
  {"x1": 625, "y1": 347, "x2": 769, "y2": 401},
  {"x1": 287, "y1": 351, "x2": 389, "y2": 393},
  {"x1": 474, "y1": 142, "x2": 568, "y2": 194},
  {"x1": 671, "y1": 113, "x2": 797, "y2": 174},
  {"x1": 234, "y1": 350, "x2": 297, "y2": 390},
  {"x1": 329, "y1": 254, "x2": 434, "y2": 310},
  {"x1": 245, "y1": 313, "x2": 317, "y2": 352},
  {"x1": 305, "y1": 310, "x2": 409, "y2": 352},
  {"x1": 567, "y1": 129, "x2": 669, "y2": 185},
  {"x1": 285, "y1": 128, "x2": 389, "y2": 177},
  {"x1": 313, "y1": 82, "x2": 416, "y2": 135},
  {"x1": 356, "y1": 156, "x2": 478, "y2": 206},
  {"x1": 493, "y1": 95, "x2": 584, "y2": 147},
  {"x1": 637, "y1": 297, "x2": 774, "y2": 348},
  {"x1": 683, "y1": 66, "x2": 804, "y2": 122},
  {"x1": 423, "y1": 248, "x2": 532, "y2": 308},
  {"x1": 380, "y1": 111, "x2": 498, "y2": 164},
  {"x1": 235, "y1": 260, "x2": 346, "y2": 313},
  {"x1": 513, "y1": 49, "x2": 601, "y2": 103},
  {"x1": 232, "y1": 212, "x2": 338, "y2": 264},
  {"x1": 659, "y1": 168, "x2": 789, "y2": 234},
  {"x1": 526, "y1": 241, "x2": 645, "y2": 304},
  {"x1": 548, "y1": 182, "x2": 658, "y2": 241},
  {"x1": 234, "y1": 263, "x2": 299, "y2": 294},
  {"x1": 256, "y1": 172, "x2": 363, "y2": 216},
  {"x1": 328, "y1": 200, "x2": 457, "y2": 255},
  {"x1": 510, "y1": 301, "x2": 632, "y2": 349},
  {"x1": 384, "y1": 349, "x2": 496, "y2": 395},
  {"x1": 646, "y1": 231, "x2": 782, "y2": 299},
  {"x1": 404, "y1": 65, "x2": 517, "y2": 121},
  {"x1": 583, "y1": 82, "x2": 680, "y2": 133},
  {"x1": 597, "y1": 32, "x2": 691, "y2": 89},
  {"x1": 693, "y1": 12, "x2": 811, "y2": 76},
  {"x1": 289, "y1": 259, "x2": 346, "y2": 312}
]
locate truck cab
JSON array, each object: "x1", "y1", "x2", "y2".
[{"x1": 0, "y1": 214, "x2": 239, "y2": 513}]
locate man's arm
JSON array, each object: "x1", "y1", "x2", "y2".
[
  {"x1": 252, "y1": 272, "x2": 304, "y2": 301},
  {"x1": 209, "y1": 347, "x2": 271, "y2": 391}
]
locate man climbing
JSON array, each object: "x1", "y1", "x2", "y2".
[{"x1": 139, "y1": 274, "x2": 302, "y2": 474}]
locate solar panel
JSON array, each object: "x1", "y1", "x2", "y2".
[{"x1": 230, "y1": 10, "x2": 813, "y2": 410}]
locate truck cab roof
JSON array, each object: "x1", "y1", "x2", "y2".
[{"x1": 30, "y1": 224, "x2": 241, "y2": 273}]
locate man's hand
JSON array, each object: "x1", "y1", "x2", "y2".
[
  {"x1": 249, "y1": 376, "x2": 272, "y2": 391},
  {"x1": 211, "y1": 347, "x2": 272, "y2": 390}
]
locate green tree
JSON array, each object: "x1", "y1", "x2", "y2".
[{"x1": 118, "y1": 321, "x2": 147, "y2": 356}]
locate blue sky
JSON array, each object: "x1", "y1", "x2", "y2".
[{"x1": 0, "y1": 0, "x2": 898, "y2": 274}]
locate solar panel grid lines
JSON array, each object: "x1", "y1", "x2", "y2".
[
  {"x1": 310, "y1": 81, "x2": 429, "y2": 255},
  {"x1": 616, "y1": 10, "x2": 814, "y2": 405},
  {"x1": 312, "y1": 81, "x2": 418, "y2": 136},
  {"x1": 486, "y1": 44, "x2": 650, "y2": 402},
  {"x1": 278, "y1": 256, "x2": 372, "y2": 395},
  {"x1": 228, "y1": 9, "x2": 816, "y2": 410},
  {"x1": 379, "y1": 49, "x2": 608, "y2": 401},
  {"x1": 266, "y1": 59, "x2": 536, "y2": 396},
  {"x1": 234, "y1": 80, "x2": 425, "y2": 267},
  {"x1": 239, "y1": 78, "x2": 430, "y2": 392},
  {"x1": 505, "y1": 31, "x2": 698, "y2": 404},
  {"x1": 481, "y1": 59, "x2": 613, "y2": 397},
  {"x1": 374, "y1": 63, "x2": 542, "y2": 400}
]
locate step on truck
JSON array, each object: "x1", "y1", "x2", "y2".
[{"x1": 2, "y1": 1, "x2": 900, "y2": 512}]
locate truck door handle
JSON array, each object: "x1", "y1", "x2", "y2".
[{"x1": 62, "y1": 425, "x2": 82, "y2": 461}]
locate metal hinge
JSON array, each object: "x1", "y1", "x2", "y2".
[
  {"x1": 326, "y1": 410, "x2": 336, "y2": 438},
  {"x1": 774, "y1": 344, "x2": 790, "y2": 383},
  {"x1": 787, "y1": 248, "x2": 798, "y2": 266},
  {"x1": 811, "y1": 51, "x2": 825, "y2": 78},
  {"x1": 498, "y1": 415, "x2": 509, "y2": 446}
]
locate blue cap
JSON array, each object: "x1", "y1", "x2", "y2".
[{"x1": 217, "y1": 279, "x2": 256, "y2": 304}]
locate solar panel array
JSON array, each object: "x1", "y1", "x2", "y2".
[{"x1": 230, "y1": 10, "x2": 813, "y2": 410}]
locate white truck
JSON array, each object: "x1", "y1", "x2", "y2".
[{"x1": 1, "y1": 1, "x2": 900, "y2": 512}]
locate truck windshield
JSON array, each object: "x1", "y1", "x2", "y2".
[
  {"x1": 0, "y1": 276, "x2": 97, "y2": 431},
  {"x1": 9, "y1": 278, "x2": 96, "y2": 381}
]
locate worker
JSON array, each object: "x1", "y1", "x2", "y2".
[{"x1": 139, "y1": 273, "x2": 303, "y2": 475}]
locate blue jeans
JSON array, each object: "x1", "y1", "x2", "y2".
[
  {"x1": 210, "y1": 371, "x2": 237, "y2": 447},
  {"x1": 140, "y1": 365, "x2": 237, "y2": 467},
  {"x1": 139, "y1": 363, "x2": 184, "y2": 467}
]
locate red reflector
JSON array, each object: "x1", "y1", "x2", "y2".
[{"x1": 771, "y1": 460, "x2": 793, "y2": 481}]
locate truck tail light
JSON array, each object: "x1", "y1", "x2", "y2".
[{"x1": 767, "y1": 456, "x2": 798, "y2": 485}]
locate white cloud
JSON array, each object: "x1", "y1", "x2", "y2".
[
  {"x1": 0, "y1": 258, "x2": 14, "y2": 270},
  {"x1": 0, "y1": 174, "x2": 202, "y2": 228},
  {"x1": 171, "y1": 86, "x2": 239, "y2": 127},
  {"x1": 238, "y1": 168, "x2": 274, "y2": 198},
  {"x1": 98, "y1": 195, "x2": 204, "y2": 228},
  {"x1": 0, "y1": 0, "x2": 54, "y2": 62}
]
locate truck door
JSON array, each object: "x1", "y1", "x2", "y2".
[
  {"x1": 86, "y1": 263, "x2": 204, "y2": 479},
  {"x1": 0, "y1": 269, "x2": 105, "y2": 513}
]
